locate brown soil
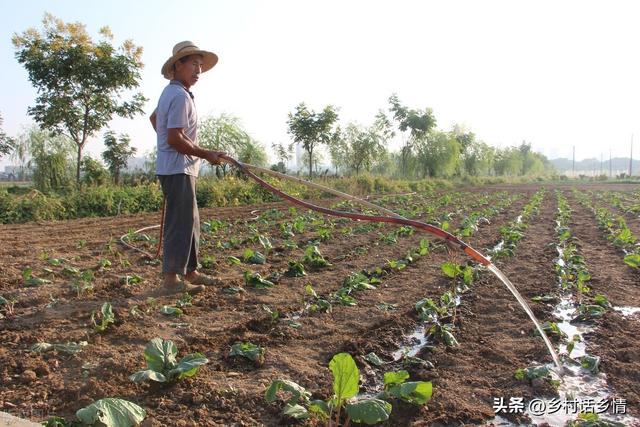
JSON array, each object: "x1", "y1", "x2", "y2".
[{"x1": 0, "y1": 183, "x2": 638, "y2": 426}]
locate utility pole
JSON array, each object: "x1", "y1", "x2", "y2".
[
  {"x1": 609, "y1": 149, "x2": 612, "y2": 178},
  {"x1": 572, "y1": 145, "x2": 575, "y2": 178},
  {"x1": 630, "y1": 134, "x2": 634, "y2": 177},
  {"x1": 600, "y1": 152, "x2": 603, "y2": 176}
]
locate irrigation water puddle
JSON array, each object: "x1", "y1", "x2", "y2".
[
  {"x1": 524, "y1": 295, "x2": 636, "y2": 426},
  {"x1": 392, "y1": 326, "x2": 430, "y2": 360},
  {"x1": 612, "y1": 306, "x2": 640, "y2": 317}
]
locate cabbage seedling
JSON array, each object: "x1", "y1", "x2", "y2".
[
  {"x1": 130, "y1": 338, "x2": 208, "y2": 383},
  {"x1": 243, "y1": 248, "x2": 266, "y2": 264},
  {"x1": 380, "y1": 370, "x2": 433, "y2": 405},
  {"x1": 243, "y1": 271, "x2": 275, "y2": 288},
  {"x1": 286, "y1": 261, "x2": 307, "y2": 277},
  {"x1": 91, "y1": 302, "x2": 115, "y2": 333},
  {"x1": 303, "y1": 244, "x2": 330, "y2": 267},
  {"x1": 230, "y1": 342, "x2": 265, "y2": 365}
]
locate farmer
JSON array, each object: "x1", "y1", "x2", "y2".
[{"x1": 150, "y1": 41, "x2": 225, "y2": 294}]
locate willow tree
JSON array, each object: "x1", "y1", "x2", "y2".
[
  {"x1": 12, "y1": 13, "x2": 146, "y2": 182},
  {"x1": 198, "y1": 113, "x2": 263, "y2": 177}
]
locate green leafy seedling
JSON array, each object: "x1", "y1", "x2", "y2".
[
  {"x1": 230, "y1": 342, "x2": 265, "y2": 365},
  {"x1": 286, "y1": 261, "x2": 307, "y2": 277},
  {"x1": 160, "y1": 306, "x2": 183, "y2": 317},
  {"x1": 91, "y1": 302, "x2": 115, "y2": 333},
  {"x1": 76, "y1": 398, "x2": 146, "y2": 427},
  {"x1": 382, "y1": 370, "x2": 433, "y2": 405},
  {"x1": 243, "y1": 271, "x2": 275, "y2": 288},
  {"x1": 130, "y1": 338, "x2": 208, "y2": 383}
]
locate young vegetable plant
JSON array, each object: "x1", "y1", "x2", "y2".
[
  {"x1": 230, "y1": 342, "x2": 265, "y2": 365},
  {"x1": 379, "y1": 370, "x2": 433, "y2": 405},
  {"x1": 305, "y1": 284, "x2": 332, "y2": 313},
  {"x1": 243, "y1": 271, "x2": 275, "y2": 288},
  {"x1": 44, "y1": 397, "x2": 146, "y2": 427},
  {"x1": 243, "y1": 248, "x2": 266, "y2": 264},
  {"x1": 265, "y1": 353, "x2": 432, "y2": 425},
  {"x1": 91, "y1": 302, "x2": 115, "y2": 333},
  {"x1": 22, "y1": 267, "x2": 52, "y2": 287},
  {"x1": 130, "y1": 338, "x2": 208, "y2": 383},
  {"x1": 303, "y1": 244, "x2": 330, "y2": 267},
  {"x1": 266, "y1": 353, "x2": 389, "y2": 425},
  {"x1": 286, "y1": 260, "x2": 307, "y2": 277}
]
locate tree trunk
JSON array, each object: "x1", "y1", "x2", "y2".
[
  {"x1": 308, "y1": 147, "x2": 313, "y2": 179},
  {"x1": 76, "y1": 145, "x2": 82, "y2": 183}
]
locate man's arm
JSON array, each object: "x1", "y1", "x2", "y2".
[
  {"x1": 150, "y1": 110, "x2": 157, "y2": 132},
  {"x1": 167, "y1": 128, "x2": 224, "y2": 165}
]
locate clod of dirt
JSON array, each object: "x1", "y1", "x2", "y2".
[{"x1": 20, "y1": 370, "x2": 37, "y2": 384}]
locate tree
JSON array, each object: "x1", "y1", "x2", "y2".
[
  {"x1": 25, "y1": 127, "x2": 75, "y2": 192},
  {"x1": 414, "y1": 130, "x2": 461, "y2": 178},
  {"x1": 198, "y1": 113, "x2": 256, "y2": 177},
  {"x1": 342, "y1": 120, "x2": 388, "y2": 176},
  {"x1": 287, "y1": 103, "x2": 339, "y2": 178},
  {"x1": 12, "y1": 13, "x2": 146, "y2": 182},
  {"x1": 102, "y1": 131, "x2": 137, "y2": 184},
  {"x1": 327, "y1": 128, "x2": 348, "y2": 175},
  {"x1": 388, "y1": 94, "x2": 436, "y2": 177},
  {"x1": 271, "y1": 142, "x2": 292, "y2": 172},
  {"x1": 0, "y1": 113, "x2": 15, "y2": 158},
  {"x1": 238, "y1": 141, "x2": 267, "y2": 167},
  {"x1": 494, "y1": 147, "x2": 523, "y2": 176},
  {"x1": 11, "y1": 128, "x2": 31, "y2": 180},
  {"x1": 81, "y1": 156, "x2": 109, "y2": 186}
]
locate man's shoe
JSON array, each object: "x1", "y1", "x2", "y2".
[{"x1": 163, "y1": 280, "x2": 205, "y2": 294}]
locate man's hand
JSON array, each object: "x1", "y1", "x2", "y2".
[{"x1": 205, "y1": 151, "x2": 226, "y2": 165}]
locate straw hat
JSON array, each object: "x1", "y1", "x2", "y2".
[{"x1": 161, "y1": 41, "x2": 218, "y2": 79}]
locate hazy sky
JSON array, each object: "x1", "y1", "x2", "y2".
[{"x1": 2, "y1": 0, "x2": 639, "y2": 168}]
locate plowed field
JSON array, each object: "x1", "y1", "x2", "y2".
[{"x1": 1, "y1": 183, "x2": 638, "y2": 426}]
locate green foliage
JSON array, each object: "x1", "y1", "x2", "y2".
[
  {"x1": 266, "y1": 352, "x2": 430, "y2": 425},
  {"x1": 329, "y1": 352, "x2": 359, "y2": 406},
  {"x1": 130, "y1": 338, "x2": 208, "y2": 383},
  {"x1": 382, "y1": 370, "x2": 433, "y2": 405},
  {"x1": 243, "y1": 271, "x2": 275, "y2": 288},
  {"x1": 580, "y1": 355, "x2": 600, "y2": 374},
  {"x1": 243, "y1": 248, "x2": 266, "y2": 264},
  {"x1": 566, "y1": 412, "x2": 626, "y2": 427},
  {"x1": 624, "y1": 253, "x2": 640, "y2": 269},
  {"x1": 159, "y1": 306, "x2": 183, "y2": 317},
  {"x1": 572, "y1": 304, "x2": 606, "y2": 322},
  {"x1": 346, "y1": 399, "x2": 392, "y2": 425},
  {"x1": 230, "y1": 342, "x2": 266, "y2": 364},
  {"x1": 22, "y1": 127, "x2": 75, "y2": 192},
  {"x1": 303, "y1": 244, "x2": 330, "y2": 267},
  {"x1": 514, "y1": 365, "x2": 551, "y2": 382},
  {"x1": 287, "y1": 103, "x2": 339, "y2": 178},
  {"x1": 80, "y1": 156, "x2": 110, "y2": 186},
  {"x1": 102, "y1": 131, "x2": 137, "y2": 185},
  {"x1": 198, "y1": 113, "x2": 267, "y2": 178},
  {"x1": 91, "y1": 302, "x2": 115, "y2": 333},
  {"x1": 13, "y1": 13, "x2": 146, "y2": 181},
  {"x1": 0, "y1": 112, "x2": 15, "y2": 158},
  {"x1": 75, "y1": 398, "x2": 146, "y2": 427}
]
